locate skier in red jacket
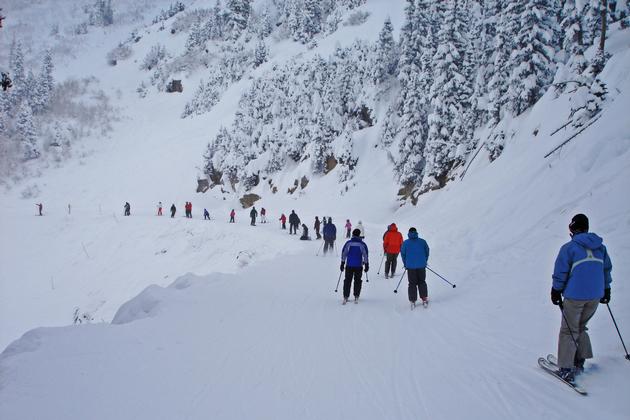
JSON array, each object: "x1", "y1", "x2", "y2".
[{"x1": 383, "y1": 223, "x2": 403, "y2": 278}]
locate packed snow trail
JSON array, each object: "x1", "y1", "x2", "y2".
[{"x1": 1, "y1": 238, "x2": 628, "y2": 420}]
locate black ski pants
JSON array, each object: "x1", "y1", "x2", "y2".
[
  {"x1": 343, "y1": 267, "x2": 363, "y2": 299},
  {"x1": 385, "y1": 253, "x2": 399, "y2": 276},
  {"x1": 408, "y1": 268, "x2": 427, "y2": 302},
  {"x1": 290, "y1": 223, "x2": 298, "y2": 234},
  {"x1": 323, "y1": 239, "x2": 335, "y2": 254}
]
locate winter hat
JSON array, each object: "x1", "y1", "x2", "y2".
[
  {"x1": 569, "y1": 214, "x2": 589, "y2": 233},
  {"x1": 352, "y1": 228, "x2": 361, "y2": 237},
  {"x1": 408, "y1": 227, "x2": 417, "y2": 233}
]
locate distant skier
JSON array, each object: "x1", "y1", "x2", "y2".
[
  {"x1": 250, "y1": 206, "x2": 258, "y2": 226},
  {"x1": 314, "y1": 216, "x2": 322, "y2": 239},
  {"x1": 300, "y1": 223, "x2": 311, "y2": 240},
  {"x1": 157, "y1": 201, "x2": 163, "y2": 216},
  {"x1": 185, "y1": 202, "x2": 192, "y2": 218},
  {"x1": 260, "y1": 207, "x2": 267, "y2": 223},
  {"x1": 356, "y1": 220, "x2": 365, "y2": 239},
  {"x1": 340, "y1": 228, "x2": 369, "y2": 304},
  {"x1": 170, "y1": 203, "x2": 176, "y2": 218},
  {"x1": 345, "y1": 219, "x2": 352, "y2": 238},
  {"x1": 289, "y1": 210, "x2": 300, "y2": 235},
  {"x1": 401, "y1": 227, "x2": 430, "y2": 308},
  {"x1": 323, "y1": 217, "x2": 337, "y2": 254},
  {"x1": 230, "y1": 209, "x2": 236, "y2": 223},
  {"x1": 550, "y1": 214, "x2": 613, "y2": 383},
  {"x1": 279, "y1": 213, "x2": 287, "y2": 229},
  {"x1": 383, "y1": 223, "x2": 403, "y2": 279},
  {"x1": 68, "y1": 204, "x2": 71, "y2": 215},
  {"x1": 35, "y1": 203, "x2": 43, "y2": 216},
  {"x1": 124, "y1": 202, "x2": 131, "y2": 216},
  {"x1": 204, "y1": 208, "x2": 210, "y2": 220}
]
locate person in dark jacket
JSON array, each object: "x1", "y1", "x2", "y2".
[
  {"x1": 288, "y1": 210, "x2": 300, "y2": 235},
  {"x1": 124, "y1": 202, "x2": 131, "y2": 216},
  {"x1": 170, "y1": 204, "x2": 176, "y2": 218},
  {"x1": 340, "y1": 229, "x2": 369, "y2": 304},
  {"x1": 250, "y1": 207, "x2": 258, "y2": 226},
  {"x1": 550, "y1": 214, "x2": 613, "y2": 383},
  {"x1": 314, "y1": 216, "x2": 322, "y2": 239},
  {"x1": 401, "y1": 227, "x2": 430, "y2": 308},
  {"x1": 204, "y1": 208, "x2": 210, "y2": 220},
  {"x1": 300, "y1": 223, "x2": 311, "y2": 240},
  {"x1": 323, "y1": 217, "x2": 337, "y2": 254}
]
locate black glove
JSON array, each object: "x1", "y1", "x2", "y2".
[
  {"x1": 551, "y1": 288, "x2": 563, "y2": 306},
  {"x1": 600, "y1": 288, "x2": 611, "y2": 304},
  {"x1": 340, "y1": 262, "x2": 345, "y2": 272},
  {"x1": 364, "y1": 263, "x2": 369, "y2": 272}
]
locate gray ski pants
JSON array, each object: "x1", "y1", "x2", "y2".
[{"x1": 557, "y1": 298, "x2": 599, "y2": 369}]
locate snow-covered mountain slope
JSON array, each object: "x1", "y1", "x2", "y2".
[{"x1": 1, "y1": 1, "x2": 630, "y2": 419}]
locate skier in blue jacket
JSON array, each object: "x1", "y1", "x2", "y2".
[
  {"x1": 322, "y1": 217, "x2": 337, "y2": 255},
  {"x1": 551, "y1": 214, "x2": 612, "y2": 383},
  {"x1": 401, "y1": 227, "x2": 430, "y2": 307},
  {"x1": 340, "y1": 229, "x2": 369, "y2": 304}
]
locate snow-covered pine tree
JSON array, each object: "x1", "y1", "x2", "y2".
[
  {"x1": 299, "y1": 0, "x2": 322, "y2": 43},
  {"x1": 16, "y1": 102, "x2": 39, "y2": 160},
  {"x1": 423, "y1": 0, "x2": 470, "y2": 191},
  {"x1": 253, "y1": 37, "x2": 268, "y2": 67},
  {"x1": 507, "y1": 0, "x2": 558, "y2": 116},
  {"x1": 32, "y1": 50, "x2": 54, "y2": 114},
  {"x1": 372, "y1": 17, "x2": 397, "y2": 84},
  {"x1": 225, "y1": 0, "x2": 251, "y2": 39}
]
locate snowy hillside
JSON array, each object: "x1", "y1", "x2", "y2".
[{"x1": 1, "y1": 0, "x2": 630, "y2": 419}]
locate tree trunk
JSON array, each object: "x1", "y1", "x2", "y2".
[{"x1": 599, "y1": 0, "x2": 608, "y2": 52}]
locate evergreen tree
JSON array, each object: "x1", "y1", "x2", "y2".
[
  {"x1": 507, "y1": 0, "x2": 558, "y2": 115},
  {"x1": 253, "y1": 38, "x2": 268, "y2": 67},
  {"x1": 16, "y1": 102, "x2": 39, "y2": 160},
  {"x1": 372, "y1": 17, "x2": 397, "y2": 84},
  {"x1": 300, "y1": 0, "x2": 322, "y2": 43},
  {"x1": 225, "y1": 0, "x2": 251, "y2": 39}
]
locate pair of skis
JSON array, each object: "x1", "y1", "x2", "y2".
[
  {"x1": 538, "y1": 354, "x2": 587, "y2": 395},
  {"x1": 342, "y1": 297, "x2": 359, "y2": 305}
]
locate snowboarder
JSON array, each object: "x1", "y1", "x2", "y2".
[
  {"x1": 279, "y1": 213, "x2": 287, "y2": 229},
  {"x1": 170, "y1": 204, "x2": 176, "y2": 218},
  {"x1": 157, "y1": 201, "x2": 163, "y2": 216},
  {"x1": 356, "y1": 220, "x2": 365, "y2": 239},
  {"x1": 230, "y1": 209, "x2": 236, "y2": 223},
  {"x1": 323, "y1": 217, "x2": 337, "y2": 254},
  {"x1": 550, "y1": 214, "x2": 613, "y2": 383},
  {"x1": 401, "y1": 227, "x2": 430, "y2": 308},
  {"x1": 1, "y1": 72, "x2": 12, "y2": 91},
  {"x1": 204, "y1": 208, "x2": 210, "y2": 220},
  {"x1": 340, "y1": 228, "x2": 369, "y2": 304},
  {"x1": 383, "y1": 223, "x2": 403, "y2": 278},
  {"x1": 260, "y1": 207, "x2": 267, "y2": 223},
  {"x1": 124, "y1": 202, "x2": 131, "y2": 216},
  {"x1": 314, "y1": 216, "x2": 322, "y2": 239},
  {"x1": 250, "y1": 206, "x2": 258, "y2": 226},
  {"x1": 300, "y1": 223, "x2": 311, "y2": 240},
  {"x1": 345, "y1": 219, "x2": 352, "y2": 238},
  {"x1": 289, "y1": 210, "x2": 300, "y2": 235},
  {"x1": 35, "y1": 203, "x2": 43, "y2": 216}
]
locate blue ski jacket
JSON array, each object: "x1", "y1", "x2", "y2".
[
  {"x1": 323, "y1": 223, "x2": 337, "y2": 240},
  {"x1": 552, "y1": 232, "x2": 612, "y2": 300},
  {"x1": 341, "y1": 237, "x2": 369, "y2": 268},
  {"x1": 401, "y1": 231, "x2": 429, "y2": 269}
]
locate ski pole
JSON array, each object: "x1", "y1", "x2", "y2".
[
  {"x1": 377, "y1": 253, "x2": 385, "y2": 275},
  {"x1": 316, "y1": 241, "x2": 324, "y2": 256},
  {"x1": 426, "y1": 265, "x2": 456, "y2": 288},
  {"x1": 606, "y1": 304, "x2": 630, "y2": 361},
  {"x1": 394, "y1": 269, "x2": 407, "y2": 293},
  {"x1": 365, "y1": 270, "x2": 369, "y2": 283},
  {"x1": 334, "y1": 271, "x2": 343, "y2": 293}
]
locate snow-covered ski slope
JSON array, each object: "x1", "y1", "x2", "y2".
[{"x1": 1, "y1": 1, "x2": 630, "y2": 419}]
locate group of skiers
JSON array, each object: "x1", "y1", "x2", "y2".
[{"x1": 337, "y1": 223, "x2": 430, "y2": 307}]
